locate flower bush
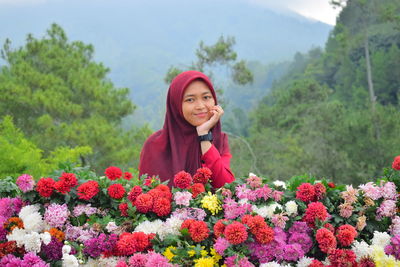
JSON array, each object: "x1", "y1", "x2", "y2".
[{"x1": 0, "y1": 156, "x2": 400, "y2": 266}]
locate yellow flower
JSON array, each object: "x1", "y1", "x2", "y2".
[
  {"x1": 201, "y1": 192, "x2": 222, "y2": 215},
  {"x1": 188, "y1": 249, "x2": 196, "y2": 257},
  {"x1": 163, "y1": 246, "x2": 176, "y2": 261},
  {"x1": 200, "y1": 249, "x2": 208, "y2": 257},
  {"x1": 194, "y1": 257, "x2": 214, "y2": 267},
  {"x1": 210, "y1": 248, "x2": 222, "y2": 262}
]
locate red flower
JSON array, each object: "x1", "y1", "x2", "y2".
[
  {"x1": 213, "y1": 219, "x2": 228, "y2": 238},
  {"x1": 188, "y1": 221, "x2": 210, "y2": 242},
  {"x1": 119, "y1": 203, "x2": 129, "y2": 217},
  {"x1": 323, "y1": 223, "x2": 335, "y2": 233},
  {"x1": 392, "y1": 155, "x2": 400, "y2": 171},
  {"x1": 108, "y1": 184, "x2": 126, "y2": 199},
  {"x1": 36, "y1": 177, "x2": 55, "y2": 198},
  {"x1": 296, "y1": 183, "x2": 316, "y2": 202},
  {"x1": 314, "y1": 183, "x2": 326, "y2": 200},
  {"x1": 152, "y1": 197, "x2": 171, "y2": 217},
  {"x1": 359, "y1": 256, "x2": 375, "y2": 267},
  {"x1": 309, "y1": 260, "x2": 324, "y2": 267},
  {"x1": 303, "y1": 202, "x2": 328, "y2": 228},
  {"x1": 0, "y1": 241, "x2": 17, "y2": 258},
  {"x1": 127, "y1": 186, "x2": 143, "y2": 203},
  {"x1": 77, "y1": 180, "x2": 100, "y2": 200},
  {"x1": 328, "y1": 182, "x2": 336, "y2": 188},
  {"x1": 181, "y1": 219, "x2": 209, "y2": 242},
  {"x1": 181, "y1": 219, "x2": 196, "y2": 231},
  {"x1": 116, "y1": 232, "x2": 150, "y2": 255},
  {"x1": 224, "y1": 222, "x2": 248, "y2": 245},
  {"x1": 148, "y1": 189, "x2": 163, "y2": 199},
  {"x1": 105, "y1": 166, "x2": 123, "y2": 180},
  {"x1": 241, "y1": 215, "x2": 267, "y2": 235},
  {"x1": 328, "y1": 249, "x2": 357, "y2": 266},
  {"x1": 54, "y1": 180, "x2": 71, "y2": 194},
  {"x1": 254, "y1": 226, "x2": 274, "y2": 244},
  {"x1": 336, "y1": 224, "x2": 357, "y2": 247},
  {"x1": 316, "y1": 228, "x2": 337, "y2": 254},
  {"x1": 173, "y1": 171, "x2": 192, "y2": 189},
  {"x1": 155, "y1": 184, "x2": 172, "y2": 200},
  {"x1": 190, "y1": 183, "x2": 205, "y2": 198},
  {"x1": 59, "y1": 172, "x2": 78, "y2": 187},
  {"x1": 124, "y1": 172, "x2": 133, "y2": 180},
  {"x1": 193, "y1": 167, "x2": 212, "y2": 184},
  {"x1": 135, "y1": 193, "x2": 153, "y2": 213}
]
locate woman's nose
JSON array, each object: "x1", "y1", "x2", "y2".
[{"x1": 195, "y1": 100, "x2": 207, "y2": 109}]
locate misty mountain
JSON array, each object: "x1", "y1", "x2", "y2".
[{"x1": 0, "y1": 0, "x2": 332, "y2": 129}]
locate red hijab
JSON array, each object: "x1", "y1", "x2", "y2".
[{"x1": 138, "y1": 70, "x2": 229, "y2": 186}]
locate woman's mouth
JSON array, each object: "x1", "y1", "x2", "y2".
[{"x1": 195, "y1": 112, "x2": 208, "y2": 118}]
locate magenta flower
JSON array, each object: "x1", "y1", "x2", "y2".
[{"x1": 16, "y1": 174, "x2": 35, "y2": 192}]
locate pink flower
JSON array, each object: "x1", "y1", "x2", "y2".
[
  {"x1": 381, "y1": 181, "x2": 398, "y2": 200},
  {"x1": 339, "y1": 202, "x2": 353, "y2": 218},
  {"x1": 272, "y1": 191, "x2": 283, "y2": 201},
  {"x1": 377, "y1": 200, "x2": 397, "y2": 219},
  {"x1": 173, "y1": 191, "x2": 192, "y2": 206},
  {"x1": 359, "y1": 182, "x2": 381, "y2": 200},
  {"x1": 341, "y1": 185, "x2": 358, "y2": 204},
  {"x1": 16, "y1": 174, "x2": 35, "y2": 192},
  {"x1": 271, "y1": 213, "x2": 289, "y2": 228},
  {"x1": 214, "y1": 237, "x2": 230, "y2": 255}
]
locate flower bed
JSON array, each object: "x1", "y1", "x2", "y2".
[{"x1": 1, "y1": 156, "x2": 400, "y2": 267}]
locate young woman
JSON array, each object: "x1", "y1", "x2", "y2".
[{"x1": 138, "y1": 70, "x2": 234, "y2": 188}]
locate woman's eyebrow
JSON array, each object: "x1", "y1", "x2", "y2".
[{"x1": 184, "y1": 92, "x2": 211, "y2": 98}]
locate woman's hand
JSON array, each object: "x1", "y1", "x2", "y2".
[{"x1": 196, "y1": 105, "x2": 224, "y2": 135}]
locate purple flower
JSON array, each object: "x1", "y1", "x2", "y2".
[
  {"x1": 16, "y1": 174, "x2": 35, "y2": 192},
  {"x1": 288, "y1": 232, "x2": 312, "y2": 254},
  {"x1": 288, "y1": 221, "x2": 312, "y2": 235},
  {"x1": 84, "y1": 233, "x2": 118, "y2": 258},
  {"x1": 390, "y1": 216, "x2": 400, "y2": 236},
  {"x1": 0, "y1": 197, "x2": 23, "y2": 219},
  {"x1": 214, "y1": 237, "x2": 230, "y2": 256},
  {"x1": 171, "y1": 207, "x2": 206, "y2": 221},
  {"x1": 283, "y1": 243, "x2": 304, "y2": 261},
  {"x1": 72, "y1": 204, "x2": 99, "y2": 217},
  {"x1": 273, "y1": 227, "x2": 287, "y2": 243},
  {"x1": 223, "y1": 199, "x2": 252, "y2": 220},
  {"x1": 41, "y1": 236, "x2": 63, "y2": 260},
  {"x1": 44, "y1": 203, "x2": 69, "y2": 228}
]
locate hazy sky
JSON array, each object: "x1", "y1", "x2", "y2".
[
  {"x1": 0, "y1": 0, "x2": 342, "y2": 25},
  {"x1": 248, "y1": 0, "x2": 342, "y2": 25}
]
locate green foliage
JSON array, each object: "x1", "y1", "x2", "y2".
[
  {"x1": 239, "y1": 0, "x2": 400, "y2": 184},
  {"x1": 0, "y1": 115, "x2": 92, "y2": 179},
  {"x1": 0, "y1": 24, "x2": 152, "y2": 174}
]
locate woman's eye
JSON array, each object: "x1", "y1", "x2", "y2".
[
  {"x1": 186, "y1": 98, "x2": 194, "y2": 102},
  {"x1": 204, "y1": 95, "x2": 212, "y2": 100}
]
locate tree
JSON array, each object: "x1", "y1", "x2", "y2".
[
  {"x1": 0, "y1": 116, "x2": 92, "y2": 179},
  {"x1": 0, "y1": 24, "x2": 151, "y2": 173}
]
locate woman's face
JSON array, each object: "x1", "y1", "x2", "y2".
[{"x1": 182, "y1": 80, "x2": 215, "y2": 127}]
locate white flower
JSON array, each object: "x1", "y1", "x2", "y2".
[
  {"x1": 7, "y1": 228, "x2": 27, "y2": 247},
  {"x1": 97, "y1": 256, "x2": 121, "y2": 267},
  {"x1": 62, "y1": 254, "x2": 79, "y2": 267},
  {"x1": 19, "y1": 205, "x2": 40, "y2": 220},
  {"x1": 40, "y1": 231, "x2": 52, "y2": 245},
  {"x1": 62, "y1": 245, "x2": 72, "y2": 255},
  {"x1": 158, "y1": 217, "x2": 184, "y2": 240},
  {"x1": 105, "y1": 222, "x2": 118, "y2": 233},
  {"x1": 249, "y1": 172, "x2": 257, "y2": 178},
  {"x1": 371, "y1": 231, "x2": 391, "y2": 247},
  {"x1": 134, "y1": 219, "x2": 163, "y2": 235},
  {"x1": 24, "y1": 232, "x2": 42, "y2": 253},
  {"x1": 260, "y1": 261, "x2": 281, "y2": 267},
  {"x1": 265, "y1": 203, "x2": 283, "y2": 219},
  {"x1": 285, "y1": 200, "x2": 298, "y2": 216},
  {"x1": 273, "y1": 180, "x2": 287, "y2": 189},
  {"x1": 351, "y1": 240, "x2": 372, "y2": 261},
  {"x1": 252, "y1": 205, "x2": 269, "y2": 218},
  {"x1": 23, "y1": 212, "x2": 44, "y2": 232},
  {"x1": 238, "y1": 198, "x2": 249, "y2": 204},
  {"x1": 296, "y1": 256, "x2": 314, "y2": 267}
]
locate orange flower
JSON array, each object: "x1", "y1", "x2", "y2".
[
  {"x1": 4, "y1": 217, "x2": 24, "y2": 232},
  {"x1": 46, "y1": 228, "x2": 65, "y2": 242}
]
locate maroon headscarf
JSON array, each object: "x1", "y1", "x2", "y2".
[{"x1": 138, "y1": 70, "x2": 229, "y2": 186}]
